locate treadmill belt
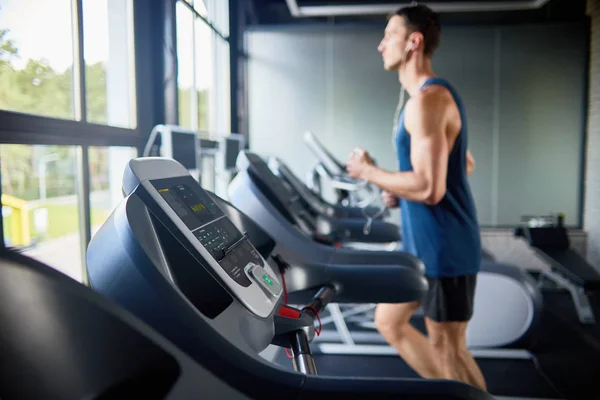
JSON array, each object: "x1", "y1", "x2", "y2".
[{"x1": 273, "y1": 352, "x2": 561, "y2": 399}]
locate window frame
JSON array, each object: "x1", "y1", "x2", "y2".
[
  {"x1": 0, "y1": 0, "x2": 139, "y2": 147},
  {"x1": 0, "y1": 0, "x2": 241, "y2": 279},
  {"x1": 0, "y1": 0, "x2": 141, "y2": 282}
]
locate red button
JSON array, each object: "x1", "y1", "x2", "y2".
[{"x1": 278, "y1": 305, "x2": 301, "y2": 319}]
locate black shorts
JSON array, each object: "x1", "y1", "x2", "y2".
[{"x1": 421, "y1": 274, "x2": 477, "y2": 322}]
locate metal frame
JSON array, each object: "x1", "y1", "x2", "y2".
[
  {"x1": 0, "y1": 112, "x2": 139, "y2": 147},
  {"x1": 284, "y1": 0, "x2": 553, "y2": 17},
  {"x1": 315, "y1": 343, "x2": 535, "y2": 360}
]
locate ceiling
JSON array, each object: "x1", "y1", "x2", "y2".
[{"x1": 245, "y1": 0, "x2": 587, "y2": 26}]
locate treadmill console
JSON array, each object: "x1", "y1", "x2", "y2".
[
  {"x1": 240, "y1": 152, "x2": 318, "y2": 235},
  {"x1": 140, "y1": 174, "x2": 282, "y2": 317}
]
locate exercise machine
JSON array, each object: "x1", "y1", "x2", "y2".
[
  {"x1": 0, "y1": 249, "x2": 250, "y2": 399},
  {"x1": 301, "y1": 132, "x2": 497, "y2": 259},
  {"x1": 228, "y1": 150, "x2": 543, "y2": 353},
  {"x1": 143, "y1": 124, "x2": 201, "y2": 169},
  {"x1": 85, "y1": 156, "x2": 493, "y2": 399},
  {"x1": 515, "y1": 213, "x2": 600, "y2": 324},
  {"x1": 235, "y1": 151, "x2": 401, "y2": 246},
  {"x1": 142, "y1": 124, "x2": 246, "y2": 199},
  {"x1": 303, "y1": 130, "x2": 382, "y2": 208},
  {"x1": 269, "y1": 156, "x2": 389, "y2": 221}
]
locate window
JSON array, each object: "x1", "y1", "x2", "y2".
[
  {"x1": 0, "y1": 0, "x2": 139, "y2": 281},
  {"x1": 177, "y1": 1, "x2": 195, "y2": 130},
  {"x1": 0, "y1": 0, "x2": 75, "y2": 119},
  {"x1": 1, "y1": 144, "x2": 83, "y2": 281},
  {"x1": 0, "y1": 0, "x2": 136, "y2": 127},
  {"x1": 177, "y1": 0, "x2": 230, "y2": 135},
  {"x1": 195, "y1": 15, "x2": 214, "y2": 133},
  {"x1": 89, "y1": 146, "x2": 138, "y2": 235},
  {"x1": 83, "y1": 0, "x2": 136, "y2": 128}
]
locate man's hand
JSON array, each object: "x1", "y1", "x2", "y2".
[
  {"x1": 346, "y1": 148, "x2": 374, "y2": 179},
  {"x1": 382, "y1": 190, "x2": 399, "y2": 208}
]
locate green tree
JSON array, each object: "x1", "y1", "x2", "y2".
[
  {"x1": 86, "y1": 62, "x2": 108, "y2": 124},
  {"x1": 0, "y1": 28, "x2": 18, "y2": 69},
  {"x1": 0, "y1": 145, "x2": 33, "y2": 198},
  {"x1": 0, "y1": 27, "x2": 109, "y2": 200}
]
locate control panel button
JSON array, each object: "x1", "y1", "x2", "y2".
[
  {"x1": 263, "y1": 274, "x2": 273, "y2": 286},
  {"x1": 246, "y1": 263, "x2": 281, "y2": 298}
]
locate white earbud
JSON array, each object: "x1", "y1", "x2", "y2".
[{"x1": 405, "y1": 42, "x2": 413, "y2": 52}]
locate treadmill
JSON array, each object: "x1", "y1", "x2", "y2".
[
  {"x1": 267, "y1": 156, "x2": 502, "y2": 259},
  {"x1": 268, "y1": 155, "x2": 389, "y2": 222},
  {"x1": 515, "y1": 214, "x2": 600, "y2": 325},
  {"x1": 234, "y1": 151, "x2": 401, "y2": 247},
  {"x1": 300, "y1": 132, "x2": 499, "y2": 257},
  {"x1": 85, "y1": 156, "x2": 492, "y2": 399},
  {"x1": 303, "y1": 130, "x2": 377, "y2": 208},
  {"x1": 228, "y1": 150, "x2": 543, "y2": 354},
  {"x1": 0, "y1": 249, "x2": 250, "y2": 399}
]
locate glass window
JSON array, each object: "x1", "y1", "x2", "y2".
[
  {"x1": 193, "y1": 0, "x2": 208, "y2": 18},
  {"x1": 1, "y1": 144, "x2": 83, "y2": 281},
  {"x1": 213, "y1": 36, "x2": 230, "y2": 134},
  {"x1": 83, "y1": 0, "x2": 136, "y2": 128},
  {"x1": 204, "y1": 0, "x2": 229, "y2": 38},
  {"x1": 0, "y1": 0, "x2": 75, "y2": 119},
  {"x1": 88, "y1": 146, "x2": 138, "y2": 237},
  {"x1": 177, "y1": 0, "x2": 230, "y2": 135},
  {"x1": 177, "y1": 1, "x2": 195, "y2": 130},
  {"x1": 195, "y1": 17, "x2": 213, "y2": 133}
]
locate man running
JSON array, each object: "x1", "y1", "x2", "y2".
[{"x1": 346, "y1": 4, "x2": 487, "y2": 391}]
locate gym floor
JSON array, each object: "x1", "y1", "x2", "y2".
[{"x1": 273, "y1": 282, "x2": 600, "y2": 400}]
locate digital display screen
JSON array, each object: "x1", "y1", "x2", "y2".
[
  {"x1": 172, "y1": 131, "x2": 197, "y2": 170},
  {"x1": 147, "y1": 175, "x2": 260, "y2": 287},
  {"x1": 150, "y1": 176, "x2": 245, "y2": 262},
  {"x1": 151, "y1": 176, "x2": 223, "y2": 231}
]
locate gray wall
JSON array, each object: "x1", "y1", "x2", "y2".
[
  {"x1": 246, "y1": 22, "x2": 588, "y2": 228},
  {"x1": 585, "y1": 0, "x2": 600, "y2": 268}
]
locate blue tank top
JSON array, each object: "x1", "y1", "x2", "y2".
[{"x1": 396, "y1": 77, "x2": 481, "y2": 278}]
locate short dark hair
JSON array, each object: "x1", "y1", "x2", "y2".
[{"x1": 395, "y1": 4, "x2": 441, "y2": 57}]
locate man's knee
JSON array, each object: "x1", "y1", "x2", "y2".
[
  {"x1": 375, "y1": 317, "x2": 412, "y2": 342},
  {"x1": 374, "y1": 302, "x2": 419, "y2": 341}
]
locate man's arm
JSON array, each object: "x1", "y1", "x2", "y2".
[
  {"x1": 466, "y1": 149, "x2": 475, "y2": 176},
  {"x1": 361, "y1": 92, "x2": 449, "y2": 205}
]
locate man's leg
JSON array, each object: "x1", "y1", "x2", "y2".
[
  {"x1": 425, "y1": 318, "x2": 487, "y2": 391},
  {"x1": 374, "y1": 302, "x2": 442, "y2": 379}
]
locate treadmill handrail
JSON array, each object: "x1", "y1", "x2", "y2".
[
  {"x1": 534, "y1": 247, "x2": 600, "y2": 289},
  {"x1": 303, "y1": 131, "x2": 346, "y2": 176}
]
